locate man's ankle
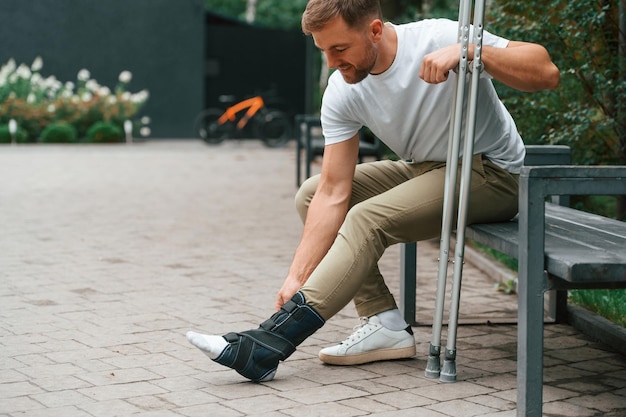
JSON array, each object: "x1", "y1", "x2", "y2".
[{"x1": 375, "y1": 308, "x2": 409, "y2": 331}]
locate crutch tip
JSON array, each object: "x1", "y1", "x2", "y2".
[
  {"x1": 425, "y1": 369, "x2": 441, "y2": 379},
  {"x1": 440, "y1": 360, "x2": 457, "y2": 383},
  {"x1": 425, "y1": 357, "x2": 441, "y2": 379}
]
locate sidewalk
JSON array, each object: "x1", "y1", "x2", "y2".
[{"x1": 1, "y1": 140, "x2": 624, "y2": 417}]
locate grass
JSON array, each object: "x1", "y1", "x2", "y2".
[
  {"x1": 471, "y1": 241, "x2": 625, "y2": 328},
  {"x1": 569, "y1": 289, "x2": 626, "y2": 327}
]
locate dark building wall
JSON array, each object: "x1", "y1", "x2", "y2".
[
  {"x1": 204, "y1": 16, "x2": 308, "y2": 120},
  {"x1": 0, "y1": 0, "x2": 204, "y2": 138}
]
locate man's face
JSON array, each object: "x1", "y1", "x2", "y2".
[{"x1": 312, "y1": 16, "x2": 379, "y2": 84}]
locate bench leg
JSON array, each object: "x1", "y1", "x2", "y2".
[
  {"x1": 400, "y1": 242, "x2": 417, "y2": 326},
  {"x1": 545, "y1": 289, "x2": 569, "y2": 323},
  {"x1": 517, "y1": 176, "x2": 546, "y2": 417},
  {"x1": 517, "y1": 267, "x2": 545, "y2": 417},
  {"x1": 555, "y1": 290, "x2": 568, "y2": 323},
  {"x1": 296, "y1": 122, "x2": 303, "y2": 186}
]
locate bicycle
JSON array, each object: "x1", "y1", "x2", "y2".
[{"x1": 194, "y1": 91, "x2": 292, "y2": 148}]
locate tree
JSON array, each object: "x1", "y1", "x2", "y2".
[
  {"x1": 489, "y1": 0, "x2": 626, "y2": 219},
  {"x1": 205, "y1": 0, "x2": 307, "y2": 30},
  {"x1": 205, "y1": 0, "x2": 245, "y2": 20}
]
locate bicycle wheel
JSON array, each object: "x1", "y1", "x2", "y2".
[
  {"x1": 257, "y1": 110, "x2": 291, "y2": 148},
  {"x1": 194, "y1": 108, "x2": 231, "y2": 144}
]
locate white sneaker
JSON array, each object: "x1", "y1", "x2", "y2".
[{"x1": 319, "y1": 316, "x2": 416, "y2": 365}]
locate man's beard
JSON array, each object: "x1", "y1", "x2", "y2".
[{"x1": 340, "y1": 44, "x2": 378, "y2": 84}]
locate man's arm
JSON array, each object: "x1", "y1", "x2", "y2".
[
  {"x1": 275, "y1": 134, "x2": 360, "y2": 310},
  {"x1": 420, "y1": 40, "x2": 560, "y2": 92}
]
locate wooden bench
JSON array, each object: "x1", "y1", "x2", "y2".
[
  {"x1": 295, "y1": 114, "x2": 384, "y2": 186},
  {"x1": 400, "y1": 146, "x2": 626, "y2": 416}
]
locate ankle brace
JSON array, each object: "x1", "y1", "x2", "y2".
[{"x1": 213, "y1": 292, "x2": 324, "y2": 382}]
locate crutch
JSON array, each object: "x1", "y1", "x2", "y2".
[{"x1": 425, "y1": 0, "x2": 486, "y2": 383}]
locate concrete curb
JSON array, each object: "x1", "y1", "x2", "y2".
[
  {"x1": 567, "y1": 304, "x2": 626, "y2": 356},
  {"x1": 464, "y1": 243, "x2": 518, "y2": 289},
  {"x1": 464, "y1": 243, "x2": 626, "y2": 355}
]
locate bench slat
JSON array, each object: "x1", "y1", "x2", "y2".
[
  {"x1": 547, "y1": 204, "x2": 626, "y2": 240},
  {"x1": 466, "y1": 221, "x2": 519, "y2": 257},
  {"x1": 467, "y1": 203, "x2": 626, "y2": 284}
]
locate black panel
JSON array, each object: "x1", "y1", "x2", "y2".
[{"x1": 0, "y1": 0, "x2": 204, "y2": 138}]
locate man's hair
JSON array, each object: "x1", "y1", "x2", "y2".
[{"x1": 301, "y1": 0, "x2": 383, "y2": 35}]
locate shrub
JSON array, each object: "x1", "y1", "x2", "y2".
[
  {"x1": 86, "y1": 121, "x2": 123, "y2": 143},
  {"x1": 40, "y1": 122, "x2": 78, "y2": 143},
  {"x1": 0, "y1": 123, "x2": 29, "y2": 143},
  {"x1": 488, "y1": 1, "x2": 625, "y2": 165},
  {"x1": 0, "y1": 57, "x2": 150, "y2": 141}
]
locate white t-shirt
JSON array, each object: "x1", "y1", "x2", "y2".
[{"x1": 321, "y1": 19, "x2": 526, "y2": 173}]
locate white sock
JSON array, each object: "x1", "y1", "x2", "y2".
[
  {"x1": 376, "y1": 309, "x2": 409, "y2": 331},
  {"x1": 186, "y1": 331, "x2": 228, "y2": 359}
]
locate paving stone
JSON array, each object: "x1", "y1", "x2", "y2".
[
  {"x1": 408, "y1": 381, "x2": 494, "y2": 402},
  {"x1": 369, "y1": 389, "x2": 436, "y2": 408},
  {"x1": 0, "y1": 381, "x2": 46, "y2": 398},
  {"x1": 426, "y1": 399, "x2": 497, "y2": 417},
  {"x1": 0, "y1": 395, "x2": 46, "y2": 414},
  {"x1": 125, "y1": 394, "x2": 177, "y2": 412},
  {"x1": 542, "y1": 400, "x2": 598, "y2": 417},
  {"x1": 77, "y1": 399, "x2": 143, "y2": 416},
  {"x1": 478, "y1": 411, "x2": 516, "y2": 417},
  {"x1": 277, "y1": 384, "x2": 368, "y2": 405},
  {"x1": 368, "y1": 407, "x2": 448, "y2": 416},
  {"x1": 221, "y1": 394, "x2": 300, "y2": 414},
  {"x1": 177, "y1": 402, "x2": 244, "y2": 417},
  {"x1": 30, "y1": 389, "x2": 95, "y2": 408},
  {"x1": 281, "y1": 401, "x2": 366, "y2": 417},
  {"x1": 465, "y1": 394, "x2": 516, "y2": 411},
  {"x1": 9, "y1": 405, "x2": 94, "y2": 417},
  {"x1": 566, "y1": 391, "x2": 626, "y2": 413},
  {"x1": 339, "y1": 397, "x2": 398, "y2": 413},
  {"x1": 77, "y1": 381, "x2": 167, "y2": 401},
  {"x1": 157, "y1": 388, "x2": 221, "y2": 408}
]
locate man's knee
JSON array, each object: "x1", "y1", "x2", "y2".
[{"x1": 295, "y1": 175, "x2": 319, "y2": 223}]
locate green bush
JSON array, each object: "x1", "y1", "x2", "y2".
[
  {"x1": 86, "y1": 121, "x2": 123, "y2": 143},
  {"x1": 0, "y1": 57, "x2": 150, "y2": 143},
  {"x1": 40, "y1": 122, "x2": 78, "y2": 143},
  {"x1": 489, "y1": 1, "x2": 625, "y2": 166},
  {"x1": 0, "y1": 124, "x2": 29, "y2": 143}
]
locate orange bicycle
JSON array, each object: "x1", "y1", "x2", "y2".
[{"x1": 194, "y1": 92, "x2": 291, "y2": 148}]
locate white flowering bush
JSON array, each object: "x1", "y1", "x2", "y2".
[{"x1": 0, "y1": 57, "x2": 149, "y2": 143}]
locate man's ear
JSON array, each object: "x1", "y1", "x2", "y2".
[{"x1": 369, "y1": 19, "x2": 384, "y2": 42}]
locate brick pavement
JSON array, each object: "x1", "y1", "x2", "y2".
[{"x1": 1, "y1": 140, "x2": 624, "y2": 417}]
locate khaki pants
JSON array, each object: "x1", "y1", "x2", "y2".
[{"x1": 295, "y1": 155, "x2": 519, "y2": 320}]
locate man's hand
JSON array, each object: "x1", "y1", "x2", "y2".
[
  {"x1": 275, "y1": 276, "x2": 303, "y2": 311},
  {"x1": 420, "y1": 41, "x2": 559, "y2": 92},
  {"x1": 419, "y1": 44, "x2": 464, "y2": 84}
]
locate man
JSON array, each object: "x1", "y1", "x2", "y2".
[{"x1": 187, "y1": 0, "x2": 559, "y2": 382}]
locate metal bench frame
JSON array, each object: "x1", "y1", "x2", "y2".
[
  {"x1": 512, "y1": 165, "x2": 626, "y2": 416},
  {"x1": 401, "y1": 146, "x2": 626, "y2": 416}
]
